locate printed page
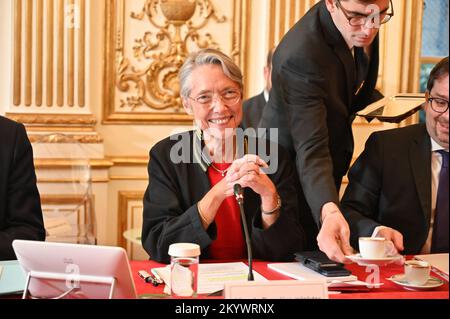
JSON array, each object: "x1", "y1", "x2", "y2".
[
  {"x1": 198, "y1": 262, "x2": 267, "y2": 294},
  {"x1": 152, "y1": 262, "x2": 267, "y2": 295},
  {"x1": 268, "y1": 262, "x2": 358, "y2": 284}
]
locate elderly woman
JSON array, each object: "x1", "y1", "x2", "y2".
[{"x1": 142, "y1": 49, "x2": 305, "y2": 263}]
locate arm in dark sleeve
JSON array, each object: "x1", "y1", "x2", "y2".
[
  {"x1": 0, "y1": 124, "x2": 45, "y2": 261},
  {"x1": 279, "y1": 58, "x2": 340, "y2": 225},
  {"x1": 141, "y1": 146, "x2": 213, "y2": 264},
  {"x1": 251, "y1": 143, "x2": 306, "y2": 261},
  {"x1": 340, "y1": 133, "x2": 383, "y2": 247}
]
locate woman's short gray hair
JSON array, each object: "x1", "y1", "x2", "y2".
[{"x1": 178, "y1": 48, "x2": 243, "y2": 99}]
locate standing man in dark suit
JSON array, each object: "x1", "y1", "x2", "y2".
[
  {"x1": 0, "y1": 116, "x2": 45, "y2": 260},
  {"x1": 241, "y1": 48, "x2": 274, "y2": 130},
  {"x1": 341, "y1": 57, "x2": 449, "y2": 254},
  {"x1": 259, "y1": 0, "x2": 393, "y2": 262}
]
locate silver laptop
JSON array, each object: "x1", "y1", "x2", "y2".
[{"x1": 12, "y1": 240, "x2": 137, "y2": 299}]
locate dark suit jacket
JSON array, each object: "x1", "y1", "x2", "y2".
[
  {"x1": 242, "y1": 92, "x2": 266, "y2": 130},
  {"x1": 0, "y1": 116, "x2": 45, "y2": 260},
  {"x1": 341, "y1": 124, "x2": 432, "y2": 254},
  {"x1": 259, "y1": 1, "x2": 382, "y2": 236},
  {"x1": 142, "y1": 131, "x2": 305, "y2": 263}
]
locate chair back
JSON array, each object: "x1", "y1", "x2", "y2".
[{"x1": 32, "y1": 133, "x2": 96, "y2": 245}]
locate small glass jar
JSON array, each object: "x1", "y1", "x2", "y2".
[{"x1": 168, "y1": 243, "x2": 200, "y2": 297}]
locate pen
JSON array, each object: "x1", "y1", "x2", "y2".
[
  {"x1": 138, "y1": 270, "x2": 159, "y2": 286},
  {"x1": 151, "y1": 268, "x2": 164, "y2": 284}
]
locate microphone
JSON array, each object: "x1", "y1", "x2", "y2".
[
  {"x1": 233, "y1": 183, "x2": 244, "y2": 205},
  {"x1": 233, "y1": 184, "x2": 254, "y2": 281}
]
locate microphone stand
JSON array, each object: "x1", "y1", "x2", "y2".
[{"x1": 234, "y1": 184, "x2": 254, "y2": 281}]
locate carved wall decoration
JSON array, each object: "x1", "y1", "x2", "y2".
[
  {"x1": 267, "y1": 0, "x2": 320, "y2": 51},
  {"x1": 29, "y1": 134, "x2": 104, "y2": 143},
  {"x1": 104, "y1": 0, "x2": 250, "y2": 124},
  {"x1": 7, "y1": 113, "x2": 103, "y2": 144},
  {"x1": 8, "y1": 0, "x2": 100, "y2": 146},
  {"x1": 11, "y1": 0, "x2": 87, "y2": 109},
  {"x1": 117, "y1": 191, "x2": 148, "y2": 260}
]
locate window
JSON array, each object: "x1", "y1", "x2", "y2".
[{"x1": 419, "y1": 0, "x2": 449, "y2": 93}]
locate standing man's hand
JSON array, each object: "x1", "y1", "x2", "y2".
[
  {"x1": 317, "y1": 202, "x2": 353, "y2": 263},
  {"x1": 374, "y1": 226, "x2": 404, "y2": 253}
]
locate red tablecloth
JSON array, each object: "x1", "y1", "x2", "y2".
[{"x1": 130, "y1": 258, "x2": 449, "y2": 299}]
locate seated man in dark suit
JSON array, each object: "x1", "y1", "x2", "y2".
[
  {"x1": 0, "y1": 116, "x2": 45, "y2": 260},
  {"x1": 341, "y1": 57, "x2": 449, "y2": 255},
  {"x1": 241, "y1": 48, "x2": 274, "y2": 130}
]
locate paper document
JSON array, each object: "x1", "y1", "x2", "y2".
[
  {"x1": 0, "y1": 260, "x2": 26, "y2": 295},
  {"x1": 414, "y1": 253, "x2": 449, "y2": 280},
  {"x1": 153, "y1": 262, "x2": 267, "y2": 295},
  {"x1": 268, "y1": 262, "x2": 365, "y2": 287},
  {"x1": 198, "y1": 262, "x2": 267, "y2": 294}
]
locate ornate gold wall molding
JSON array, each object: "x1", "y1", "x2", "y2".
[
  {"x1": 41, "y1": 194, "x2": 89, "y2": 204},
  {"x1": 41, "y1": 194, "x2": 91, "y2": 222},
  {"x1": 13, "y1": 0, "x2": 23, "y2": 106},
  {"x1": 29, "y1": 134, "x2": 104, "y2": 143},
  {"x1": 103, "y1": 0, "x2": 251, "y2": 124},
  {"x1": 27, "y1": 126, "x2": 95, "y2": 132},
  {"x1": 111, "y1": 156, "x2": 149, "y2": 166},
  {"x1": 37, "y1": 177, "x2": 109, "y2": 183},
  {"x1": 398, "y1": 0, "x2": 423, "y2": 93},
  {"x1": 34, "y1": 156, "x2": 148, "y2": 183},
  {"x1": 34, "y1": 156, "x2": 149, "y2": 169},
  {"x1": 40, "y1": 194, "x2": 95, "y2": 243},
  {"x1": 34, "y1": 158, "x2": 114, "y2": 169},
  {"x1": 7, "y1": 113, "x2": 97, "y2": 125},
  {"x1": 267, "y1": 0, "x2": 320, "y2": 50},
  {"x1": 7, "y1": 113, "x2": 103, "y2": 143},
  {"x1": 12, "y1": 0, "x2": 87, "y2": 109},
  {"x1": 9, "y1": 0, "x2": 99, "y2": 144},
  {"x1": 117, "y1": 191, "x2": 145, "y2": 259}
]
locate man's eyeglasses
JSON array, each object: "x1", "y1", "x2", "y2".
[
  {"x1": 188, "y1": 89, "x2": 241, "y2": 107},
  {"x1": 336, "y1": 0, "x2": 394, "y2": 28},
  {"x1": 428, "y1": 96, "x2": 449, "y2": 114}
]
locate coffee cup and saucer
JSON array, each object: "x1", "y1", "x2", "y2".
[
  {"x1": 389, "y1": 260, "x2": 444, "y2": 290},
  {"x1": 345, "y1": 237, "x2": 404, "y2": 266}
]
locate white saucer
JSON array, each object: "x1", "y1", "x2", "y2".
[
  {"x1": 345, "y1": 253, "x2": 404, "y2": 266},
  {"x1": 388, "y1": 274, "x2": 444, "y2": 291}
]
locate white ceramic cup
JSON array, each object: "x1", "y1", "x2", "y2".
[
  {"x1": 358, "y1": 237, "x2": 395, "y2": 259},
  {"x1": 404, "y1": 260, "x2": 431, "y2": 285}
]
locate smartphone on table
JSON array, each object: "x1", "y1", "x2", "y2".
[{"x1": 294, "y1": 251, "x2": 351, "y2": 277}]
